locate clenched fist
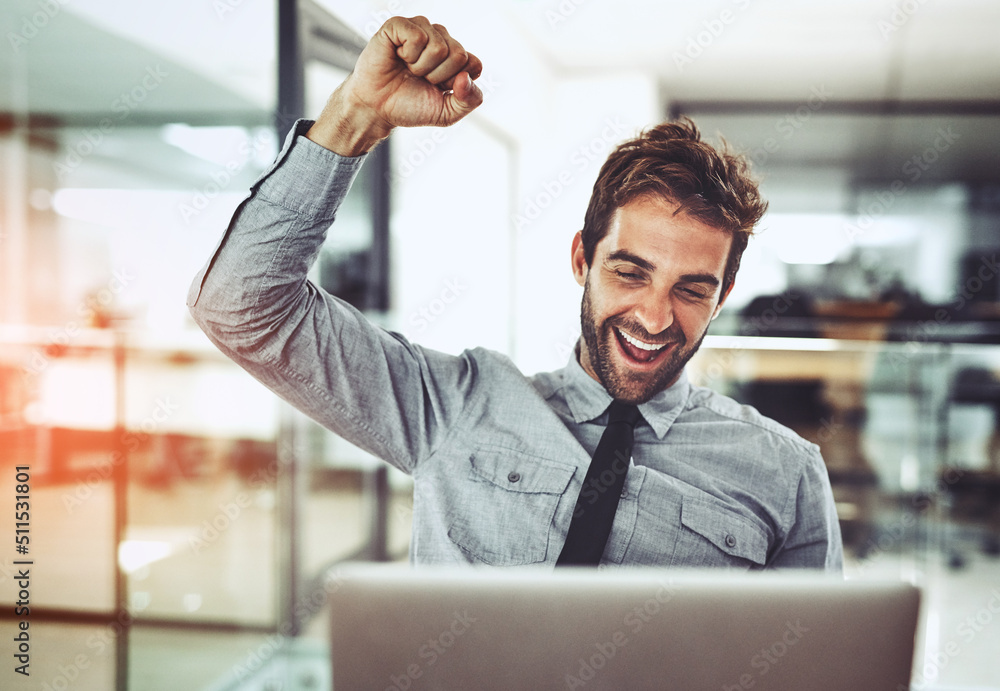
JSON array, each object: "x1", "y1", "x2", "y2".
[{"x1": 308, "y1": 16, "x2": 484, "y2": 156}]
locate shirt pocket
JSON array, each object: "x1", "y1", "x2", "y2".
[
  {"x1": 446, "y1": 446, "x2": 576, "y2": 566},
  {"x1": 673, "y1": 495, "x2": 769, "y2": 569}
]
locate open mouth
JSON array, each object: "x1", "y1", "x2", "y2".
[{"x1": 613, "y1": 326, "x2": 673, "y2": 366}]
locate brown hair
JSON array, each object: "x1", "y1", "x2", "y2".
[{"x1": 580, "y1": 117, "x2": 767, "y2": 297}]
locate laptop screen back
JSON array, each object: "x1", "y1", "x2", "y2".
[{"x1": 329, "y1": 566, "x2": 920, "y2": 691}]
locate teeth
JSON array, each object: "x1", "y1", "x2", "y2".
[{"x1": 617, "y1": 328, "x2": 666, "y2": 352}]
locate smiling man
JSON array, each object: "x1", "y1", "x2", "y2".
[
  {"x1": 577, "y1": 195, "x2": 732, "y2": 405},
  {"x1": 189, "y1": 16, "x2": 842, "y2": 571}
]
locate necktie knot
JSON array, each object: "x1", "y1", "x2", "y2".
[{"x1": 607, "y1": 400, "x2": 641, "y2": 428}]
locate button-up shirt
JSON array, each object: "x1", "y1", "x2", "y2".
[{"x1": 188, "y1": 120, "x2": 843, "y2": 572}]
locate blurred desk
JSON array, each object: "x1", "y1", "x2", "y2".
[{"x1": 692, "y1": 335, "x2": 885, "y2": 382}]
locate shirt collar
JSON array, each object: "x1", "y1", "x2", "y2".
[{"x1": 560, "y1": 340, "x2": 690, "y2": 439}]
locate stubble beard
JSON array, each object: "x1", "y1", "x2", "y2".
[{"x1": 579, "y1": 278, "x2": 709, "y2": 405}]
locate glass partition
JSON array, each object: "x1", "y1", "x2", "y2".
[
  {"x1": 1, "y1": 0, "x2": 282, "y2": 688},
  {"x1": 690, "y1": 335, "x2": 1000, "y2": 687}
]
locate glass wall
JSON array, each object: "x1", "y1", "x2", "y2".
[{"x1": 0, "y1": 1, "x2": 288, "y2": 688}]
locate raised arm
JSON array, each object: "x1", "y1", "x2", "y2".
[{"x1": 187, "y1": 17, "x2": 484, "y2": 473}]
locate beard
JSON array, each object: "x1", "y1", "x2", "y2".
[{"x1": 579, "y1": 278, "x2": 709, "y2": 405}]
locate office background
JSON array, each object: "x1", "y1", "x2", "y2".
[{"x1": 1, "y1": 0, "x2": 999, "y2": 688}]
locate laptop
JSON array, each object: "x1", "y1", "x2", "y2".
[{"x1": 328, "y1": 565, "x2": 920, "y2": 690}]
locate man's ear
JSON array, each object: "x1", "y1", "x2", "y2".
[
  {"x1": 571, "y1": 231, "x2": 588, "y2": 287},
  {"x1": 711, "y1": 280, "x2": 735, "y2": 321}
]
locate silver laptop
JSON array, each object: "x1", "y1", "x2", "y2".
[{"x1": 329, "y1": 565, "x2": 920, "y2": 690}]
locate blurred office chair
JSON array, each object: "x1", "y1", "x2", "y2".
[{"x1": 942, "y1": 366, "x2": 1000, "y2": 565}]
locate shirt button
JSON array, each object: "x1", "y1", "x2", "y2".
[
  {"x1": 725, "y1": 534, "x2": 737, "y2": 548},
  {"x1": 507, "y1": 471, "x2": 521, "y2": 483},
  {"x1": 620, "y1": 489, "x2": 628, "y2": 499}
]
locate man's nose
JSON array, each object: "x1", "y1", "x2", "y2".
[{"x1": 633, "y1": 293, "x2": 674, "y2": 336}]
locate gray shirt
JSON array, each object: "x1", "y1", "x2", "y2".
[{"x1": 188, "y1": 120, "x2": 843, "y2": 572}]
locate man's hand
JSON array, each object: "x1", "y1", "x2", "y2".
[{"x1": 307, "y1": 16, "x2": 483, "y2": 156}]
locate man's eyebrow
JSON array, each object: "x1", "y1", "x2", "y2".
[
  {"x1": 679, "y1": 273, "x2": 720, "y2": 287},
  {"x1": 606, "y1": 250, "x2": 721, "y2": 287},
  {"x1": 605, "y1": 250, "x2": 655, "y2": 272}
]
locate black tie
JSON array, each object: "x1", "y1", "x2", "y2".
[{"x1": 556, "y1": 400, "x2": 642, "y2": 566}]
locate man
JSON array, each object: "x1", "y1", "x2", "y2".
[{"x1": 188, "y1": 16, "x2": 842, "y2": 571}]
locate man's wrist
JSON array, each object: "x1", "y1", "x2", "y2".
[{"x1": 306, "y1": 84, "x2": 393, "y2": 157}]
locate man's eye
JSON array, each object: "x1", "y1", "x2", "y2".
[
  {"x1": 614, "y1": 270, "x2": 642, "y2": 281},
  {"x1": 681, "y1": 288, "x2": 707, "y2": 299}
]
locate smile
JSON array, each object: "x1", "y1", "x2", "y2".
[
  {"x1": 613, "y1": 327, "x2": 673, "y2": 366},
  {"x1": 616, "y1": 328, "x2": 667, "y2": 352}
]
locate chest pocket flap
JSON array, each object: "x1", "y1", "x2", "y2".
[
  {"x1": 680, "y1": 496, "x2": 769, "y2": 565},
  {"x1": 470, "y1": 448, "x2": 576, "y2": 495}
]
